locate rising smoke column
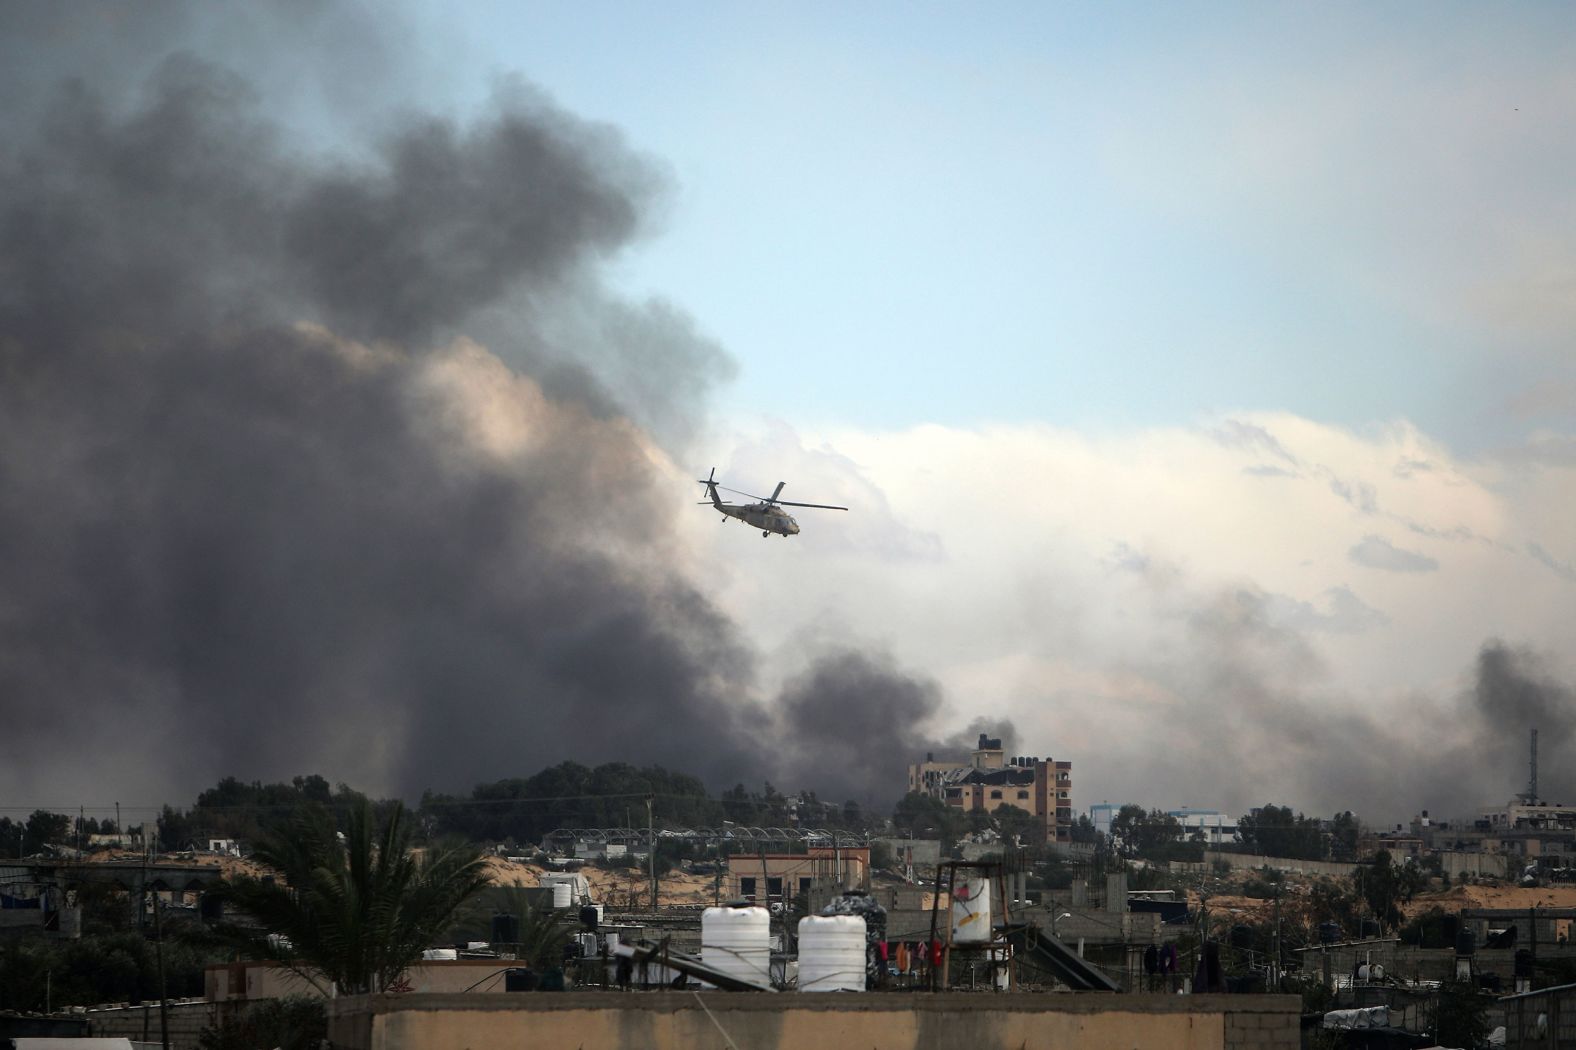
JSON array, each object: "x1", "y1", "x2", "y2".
[
  {"x1": 0, "y1": 25, "x2": 765, "y2": 802},
  {"x1": 771, "y1": 649, "x2": 1017, "y2": 804}
]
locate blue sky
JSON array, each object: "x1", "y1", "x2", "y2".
[{"x1": 415, "y1": 2, "x2": 1576, "y2": 447}]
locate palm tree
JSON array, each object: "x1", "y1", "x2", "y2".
[{"x1": 217, "y1": 800, "x2": 490, "y2": 995}]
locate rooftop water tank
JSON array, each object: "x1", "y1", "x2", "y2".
[
  {"x1": 702, "y1": 906, "x2": 771, "y2": 987},
  {"x1": 549, "y1": 882, "x2": 574, "y2": 910},
  {"x1": 798, "y1": 914, "x2": 866, "y2": 992},
  {"x1": 951, "y1": 875, "x2": 992, "y2": 944}
]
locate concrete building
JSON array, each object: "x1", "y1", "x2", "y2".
[
  {"x1": 1166, "y1": 809, "x2": 1237, "y2": 846},
  {"x1": 724, "y1": 847, "x2": 870, "y2": 904},
  {"x1": 1089, "y1": 803, "x2": 1127, "y2": 838},
  {"x1": 908, "y1": 734, "x2": 1073, "y2": 844}
]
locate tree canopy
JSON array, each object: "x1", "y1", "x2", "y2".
[
  {"x1": 1351, "y1": 849, "x2": 1426, "y2": 933},
  {"x1": 420, "y1": 761, "x2": 723, "y2": 845},
  {"x1": 217, "y1": 800, "x2": 489, "y2": 996},
  {"x1": 1236, "y1": 804, "x2": 1328, "y2": 861}
]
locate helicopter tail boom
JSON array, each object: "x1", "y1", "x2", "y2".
[{"x1": 697, "y1": 467, "x2": 725, "y2": 509}]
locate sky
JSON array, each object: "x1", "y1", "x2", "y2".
[{"x1": 1, "y1": 2, "x2": 1574, "y2": 828}]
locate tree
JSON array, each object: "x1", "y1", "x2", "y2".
[
  {"x1": 1329, "y1": 811, "x2": 1360, "y2": 861},
  {"x1": 991, "y1": 804, "x2": 1041, "y2": 846},
  {"x1": 1351, "y1": 850, "x2": 1423, "y2": 933},
  {"x1": 24, "y1": 810, "x2": 71, "y2": 853},
  {"x1": 0, "y1": 818, "x2": 19, "y2": 858},
  {"x1": 1237, "y1": 804, "x2": 1327, "y2": 861},
  {"x1": 1433, "y1": 980, "x2": 1490, "y2": 1048},
  {"x1": 216, "y1": 800, "x2": 489, "y2": 995},
  {"x1": 1108, "y1": 806, "x2": 1189, "y2": 861},
  {"x1": 891, "y1": 792, "x2": 966, "y2": 847},
  {"x1": 1070, "y1": 813, "x2": 1097, "y2": 844},
  {"x1": 199, "y1": 996, "x2": 326, "y2": 1050}
]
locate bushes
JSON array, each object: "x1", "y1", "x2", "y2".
[{"x1": 200, "y1": 996, "x2": 326, "y2": 1050}]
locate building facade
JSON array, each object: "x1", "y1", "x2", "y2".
[
  {"x1": 724, "y1": 847, "x2": 871, "y2": 904},
  {"x1": 907, "y1": 735, "x2": 1073, "y2": 844}
]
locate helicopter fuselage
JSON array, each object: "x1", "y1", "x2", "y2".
[
  {"x1": 718, "y1": 502, "x2": 800, "y2": 536},
  {"x1": 698, "y1": 469, "x2": 842, "y2": 537}
]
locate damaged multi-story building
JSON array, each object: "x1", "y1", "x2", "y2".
[{"x1": 907, "y1": 733, "x2": 1073, "y2": 844}]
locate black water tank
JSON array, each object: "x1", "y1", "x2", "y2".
[
  {"x1": 1515, "y1": 948, "x2": 1533, "y2": 978},
  {"x1": 491, "y1": 912, "x2": 519, "y2": 944},
  {"x1": 1319, "y1": 921, "x2": 1342, "y2": 944},
  {"x1": 504, "y1": 968, "x2": 538, "y2": 992},
  {"x1": 579, "y1": 904, "x2": 599, "y2": 930},
  {"x1": 1456, "y1": 928, "x2": 1476, "y2": 956}
]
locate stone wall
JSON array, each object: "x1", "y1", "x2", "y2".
[
  {"x1": 329, "y1": 990, "x2": 1300, "y2": 1050},
  {"x1": 83, "y1": 1000, "x2": 219, "y2": 1049},
  {"x1": 1201, "y1": 851, "x2": 1360, "y2": 879}
]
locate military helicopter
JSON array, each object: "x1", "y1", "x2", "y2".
[{"x1": 697, "y1": 468, "x2": 847, "y2": 537}]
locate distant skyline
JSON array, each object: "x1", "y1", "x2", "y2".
[{"x1": 0, "y1": 3, "x2": 1572, "y2": 824}]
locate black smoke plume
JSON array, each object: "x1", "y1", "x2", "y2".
[
  {"x1": 773, "y1": 650, "x2": 1018, "y2": 804},
  {"x1": 0, "y1": 8, "x2": 977, "y2": 813},
  {"x1": 0, "y1": 16, "x2": 767, "y2": 803}
]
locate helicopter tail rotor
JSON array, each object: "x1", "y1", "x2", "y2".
[{"x1": 697, "y1": 467, "x2": 724, "y2": 509}]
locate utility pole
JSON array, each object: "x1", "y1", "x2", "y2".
[
  {"x1": 646, "y1": 795, "x2": 656, "y2": 910},
  {"x1": 1273, "y1": 886, "x2": 1282, "y2": 988},
  {"x1": 150, "y1": 880, "x2": 170, "y2": 1050}
]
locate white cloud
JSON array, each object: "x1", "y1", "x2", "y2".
[
  {"x1": 687, "y1": 410, "x2": 1576, "y2": 820},
  {"x1": 1348, "y1": 534, "x2": 1440, "y2": 573}
]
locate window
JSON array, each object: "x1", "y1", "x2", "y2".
[
  {"x1": 767, "y1": 877, "x2": 783, "y2": 899},
  {"x1": 799, "y1": 877, "x2": 812, "y2": 892},
  {"x1": 946, "y1": 788, "x2": 962, "y2": 798},
  {"x1": 1017, "y1": 790, "x2": 1030, "y2": 800},
  {"x1": 990, "y1": 790, "x2": 1003, "y2": 800},
  {"x1": 740, "y1": 877, "x2": 756, "y2": 899}
]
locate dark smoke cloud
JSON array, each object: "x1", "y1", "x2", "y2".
[
  {"x1": 0, "y1": 12, "x2": 780, "y2": 804},
  {"x1": 0, "y1": 5, "x2": 965, "y2": 814},
  {"x1": 772, "y1": 650, "x2": 1016, "y2": 805}
]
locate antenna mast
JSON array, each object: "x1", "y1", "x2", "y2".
[{"x1": 1528, "y1": 728, "x2": 1539, "y2": 805}]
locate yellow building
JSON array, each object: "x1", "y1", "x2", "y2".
[
  {"x1": 724, "y1": 847, "x2": 870, "y2": 904},
  {"x1": 907, "y1": 734, "x2": 1073, "y2": 844}
]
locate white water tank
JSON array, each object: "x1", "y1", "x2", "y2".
[
  {"x1": 951, "y1": 876, "x2": 992, "y2": 944},
  {"x1": 421, "y1": 948, "x2": 457, "y2": 961},
  {"x1": 549, "y1": 882, "x2": 574, "y2": 910},
  {"x1": 798, "y1": 915, "x2": 866, "y2": 992},
  {"x1": 702, "y1": 906, "x2": 771, "y2": 986}
]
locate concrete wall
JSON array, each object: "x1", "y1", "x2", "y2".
[
  {"x1": 1439, "y1": 850, "x2": 1511, "y2": 880},
  {"x1": 329, "y1": 991, "x2": 1299, "y2": 1050},
  {"x1": 1503, "y1": 983, "x2": 1576, "y2": 1048},
  {"x1": 1296, "y1": 941, "x2": 1576, "y2": 987},
  {"x1": 206, "y1": 959, "x2": 534, "y2": 1002},
  {"x1": 874, "y1": 838, "x2": 942, "y2": 867},
  {"x1": 84, "y1": 1000, "x2": 217, "y2": 1050},
  {"x1": 1200, "y1": 851, "x2": 1360, "y2": 879}
]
